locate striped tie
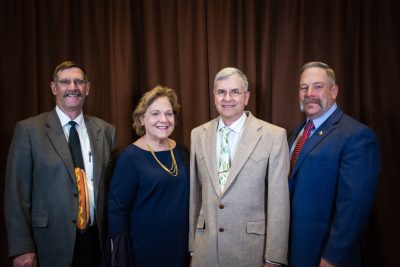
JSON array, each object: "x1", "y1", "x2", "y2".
[{"x1": 290, "y1": 120, "x2": 314, "y2": 172}]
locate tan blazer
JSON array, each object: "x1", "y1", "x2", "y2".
[{"x1": 189, "y1": 112, "x2": 290, "y2": 267}]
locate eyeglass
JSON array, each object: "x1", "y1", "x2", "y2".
[
  {"x1": 56, "y1": 79, "x2": 87, "y2": 88},
  {"x1": 215, "y1": 88, "x2": 246, "y2": 98}
]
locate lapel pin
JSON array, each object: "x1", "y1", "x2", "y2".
[{"x1": 319, "y1": 131, "x2": 323, "y2": 136}]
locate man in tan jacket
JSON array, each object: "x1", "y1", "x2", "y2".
[{"x1": 189, "y1": 67, "x2": 290, "y2": 267}]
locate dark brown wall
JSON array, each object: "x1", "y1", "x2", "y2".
[{"x1": 1, "y1": 0, "x2": 399, "y2": 266}]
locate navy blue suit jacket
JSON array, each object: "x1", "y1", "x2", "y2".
[{"x1": 288, "y1": 107, "x2": 380, "y2": 267}]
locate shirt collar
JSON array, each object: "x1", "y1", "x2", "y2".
[
  {"x1": 308, "y1": 103, "x2": 337, "y2": 130},
  {"x1": 217, "y1": 112, "x2": 247, "y2": 134},
  {"x1": 55, "y1": 106, "x2": 85, "y2": 129}
]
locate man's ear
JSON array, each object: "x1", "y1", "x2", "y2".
[
  {"x1": 331, "y1": 84, "x2": 338, "y2": 100},
  {"x1": 85, "y1": 82, "x2": 90, "y2": 95},
  {"x1": 50, "y1": 82, "x2": 57, "y2": 95}
]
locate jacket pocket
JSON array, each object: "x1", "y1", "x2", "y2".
[
  {"x1": 246, "y1": 220, "x2": 265, "y2": 235},
  {"x1": 31, "y1": 216, "x2": 48, "y2": 228}
]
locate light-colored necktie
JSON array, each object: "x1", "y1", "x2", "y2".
[{"x1": 218, "y1": 126, "x2": 231, "y2": 190}]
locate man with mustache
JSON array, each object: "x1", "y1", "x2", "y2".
[
  {"x1": 4, "y1": 61, "x2": 118, "y2": 267},
  {"x1": 288, "y1": 62, "x2": 380, "y2": 267}
]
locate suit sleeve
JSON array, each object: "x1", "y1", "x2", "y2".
[
  {"x1": 188, "y1": 129, "x2": 202, "y2": 252},
  {"x1": 110, "y1": 125, "x2": 119, "y2": 159},
  {"x1": 4, "y1": 122, "x2": 36, "y2": 257},
  {"x1": 107, "y1": 150, "x2": 139, "y2": 238},
  {"x1": 265, "y1": 128, "x2": 290, "y2": 265},
  {"x1": 322, "y1": 127, "x2": 380, "y2": 264}
]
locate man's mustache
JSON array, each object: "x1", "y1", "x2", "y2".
[
  {"x1": 63, "y1": 90, "x2": 82, "y2": 98},
  {"x1": 302, "y1": 97, "x2": 322, "y2": 106},
  {"x1": 300, "y1": 97, "x2": 323, "y2": 112}
]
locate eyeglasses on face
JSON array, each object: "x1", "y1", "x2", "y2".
[
  {"x1": 56, "y1": 79, "x2": 87, "y2": 88},
  {"x1": 214, "y1": 88, "x2": 246, "y2": 98}
]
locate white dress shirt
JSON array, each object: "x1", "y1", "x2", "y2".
[{"x1": 216, "y1": 112, "x2": 247, "y2": 163}]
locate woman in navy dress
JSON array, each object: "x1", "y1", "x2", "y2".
[{"x1": 106, "y1": 86, "x2": 189, "y2": 267}]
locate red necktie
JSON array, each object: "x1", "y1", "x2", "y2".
[{"x1": 290, "y1": 120, "x2": 314, "y2": 172}]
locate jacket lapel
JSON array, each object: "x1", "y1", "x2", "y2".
[
  {"x1": 45, "y1": 109, "x2": 76, "y2": 184},
  {"x1": 222, "y1": 112, "x2": 262, "y2": 195},
  {"x1": 200, "y1": 119, "x2": 221, "y2": 196},
  {"x1": 288, "y1": 123, "x2": 305, "y2": 150},
  {"x1": 85, "y1": 116, "x2": 104, "y2": 200},
  {"x1": 290, "y1": 108, "x2": 343, "y2": 177}
]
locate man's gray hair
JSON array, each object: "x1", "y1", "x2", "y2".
[
  {"x1": 214, "y1": 67, "x2": 249, "y2": 91},
  {"x1": 300, "y1": 61, "x2": 336, "y2": 85}
]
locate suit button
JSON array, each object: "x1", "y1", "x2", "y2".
[
  {"x1": 74, "y1": 193, "x2": 78, "y2": 197},
  {"x1": 219, "y1": 204, "x2": 224, "y2": 209},
  {"x1": 219, "y1": 227, "x2": 224, "y2": 232},
  {"x1": 72, "y1": 219, "x2": 77, "y2": 224}
]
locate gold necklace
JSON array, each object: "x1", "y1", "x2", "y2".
[{"x1": 145, "y1": 137, "x2": 179, "y2": 176}]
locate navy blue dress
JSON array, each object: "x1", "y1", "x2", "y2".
[{"x1": 107, "y1": 143, "x2": 189, "y2": 267}]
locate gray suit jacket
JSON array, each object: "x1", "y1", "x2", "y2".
[
  {"x1": 189, "y1": 112, "x2": 290, "y2": 267},
  {"x1": 4, "y1": 109, "x2": 118, "y2": 267}
]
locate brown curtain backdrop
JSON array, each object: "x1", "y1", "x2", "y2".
[{"x1": 1, "y1": 0, "x2": 399, "y2": 266}]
